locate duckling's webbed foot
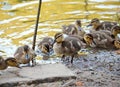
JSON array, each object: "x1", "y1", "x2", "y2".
[
  {"x1": 71, "y1": 55, "x2": 74, "y2": 64},
  {"x1": 61, "y1": 55, "x2": 70, "y2": 63},
  {"x1": 31, "y1": 59, "x2": 36, "y2": 67},
  {"x1": 71, "y1": 59, "x2": 73, "y2": 64},
  {"x1": 61, "y1": 55, "x2": 65, "y2": 62}
]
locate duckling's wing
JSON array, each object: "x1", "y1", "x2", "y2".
[
  {"x1": 63, "y1": 38, "x2": 81, "y2": 52},
  {"x1": 14, "y1": 47, "x2": 24, "y2": 56},
  {"x1": 71, "y1": 39, "x2": 81, "y2": 50},
  {"x1": 102, "y1": 33, "x2": 114, "y2": 42},
  {"x1": 101, "y1": 22, "x2": 117, "y2": 30},
  {"x1": 62, "y1": 40, "x2": 71, "y2": 48}
]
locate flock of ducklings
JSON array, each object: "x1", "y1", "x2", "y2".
[
  {"x1": 35, "y1": 18, "x2": 120, "y2": 64},
  {"x1": 0, "y1": 18, "x2": 120, "y2": 71}
]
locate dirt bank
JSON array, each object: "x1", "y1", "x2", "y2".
[{"x1": 0, "y1": 49, "x2": 120, "y2": 87}]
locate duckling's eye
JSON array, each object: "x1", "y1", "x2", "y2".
[
  {"x1": 43, "y1": 46, "x2": 48, "y2": 51},
  {"x1": 91, "y1": 21, "x2": 96, "y2": 23},
  {"x1": 58, "y1": 35, "x2": 63, "y2": 39},
  {"x1": 86, "y1": 37, "x2": 89, "y2": 39},
  {"x1": 86, "y1": 37, "x2": 92, "y2": 39},
  {"x1": 117, "y1": 30, "x2": 120, "y2": 32},
  {"x1": 10, "y1": 59, "x2": 17, "y2": 63},
  {"x1": 56, "y1": 34, "x2": 62, "y2": 40}
]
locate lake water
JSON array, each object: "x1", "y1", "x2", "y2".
[{"x1": 0, "y1": 0, "x2": 120, "y2": 57}]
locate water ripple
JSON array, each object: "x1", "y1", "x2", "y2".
[{"x1": 0, "y1": 15, "x2": 36, "y2": 24}]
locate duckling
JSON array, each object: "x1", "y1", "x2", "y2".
[
  {"x1": 75, "y1": 20, "x2": 82, "y2": 30},
  {"x1": 88, "y1": 18, "x2": 117, "y2": 31},
  {"x1": 62, "y1": 24, "x2": 78, "y2": 35},
  {"x1": 14, "y1": 45, "x2": 36, "y2": 66},
  {"x1": 83, "y1": 30, "x2": 115, "y2": 49},
  {"x1": 53, "y1": 32, "x2": 86, "y2": 63},
  {"x1": 37, "y1": 37, "x2": 54, "y2": 60},
  {"x1": 113, "y1": 35, "x2": 120, "y2": 54},
  {"x1": 62, "y1": 20, "x2": 85, "y2": 36},
  {"x1": 114, "y1": 40, "x2": 120, "y2": 49},
  {"x1": 75, "y1": 20, "x2": 85, "y2": 36},
  {"x1": 111, "y1": 25, "x2": 120, "y2": 38},
  {"x1": 0, "y1": 56, "x2": 20, "y2": 70}
]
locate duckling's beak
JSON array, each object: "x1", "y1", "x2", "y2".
[
  {"x1": 111, "y1": 34, "x2": 115, "y2": 38},
  {"x1": 87, "y1": 23, "x2": 92, "y2": 27}
]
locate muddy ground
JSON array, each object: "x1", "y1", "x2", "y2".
[
  {"x1": 43, "y1": 49, "x2": 120, "y2": 87},
  {"x1": 17, "y1": 49, "x2": 120, "y2": 87},
  {"x1": 65, "y1": 49, "x2": 120, "y2": 87},
  {"x1": 1, "y1": 49, "x2": 120, "y2": 87}
]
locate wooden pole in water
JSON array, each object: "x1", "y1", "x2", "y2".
[
  {"x1": 32, "y1": 0, "x2": 42, "y2": 65},
  {"x1": 32, "y1": 0, "x2": 42, "y2": 50}
]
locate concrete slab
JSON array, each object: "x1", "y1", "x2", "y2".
[{"x1": 0, "y1": 63, "x2": 76, "y2": 86}]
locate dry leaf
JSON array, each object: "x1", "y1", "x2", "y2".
[{"x1": 75, "y1": 81, "x2": 83, "y2": 86}]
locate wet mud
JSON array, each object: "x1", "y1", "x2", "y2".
[{"x1": 65, "y1": 49, "x2": 120, "y2": 87}]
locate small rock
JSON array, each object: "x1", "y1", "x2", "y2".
[{"x1": 89, "y1": 67, "x2": 94, "y2": 71}]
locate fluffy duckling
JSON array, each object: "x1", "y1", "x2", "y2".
[
  {"x1": 88, "y1": 18, "x2": 117, "y2": 31},
  {"x1": 62, "y1": 20, "x2": 85, "y2": 36},
  {"x1": 113, "y1": 35, "x2": 120, "y2": 54},
  {"x1": 14, "y1": 45, "x2": 36, "y2": 66},
  {"x1": 113, "y1": 34, "x2": 120, "y2": 48},
  {"x1": 37, "y1": 37, "x2": 54, "y2": 60},
  {"x1": 53, "y1": 32, "x2": 86, "y2": 63},
  {"x1": 62, "y1": 24, "x2": 78, "y2": 35},
  {"x1": 0, "y1": 56, "x2": 20, "y2": 70},
  {"x1": 111, "y1": 25, "x2": 120, "y2": 38},
  {"x1": 75, "y1": 20, "x2": 85, "y2": 36},
  {"x1": 75, "y1": 20, "x2": 82, "y2": 30},
  {"x1": 83, "y1": 30, "x2": 115, "y2": 49},
  {"x1": 114, "y1": 40, "x2": 120, "y2": 49}
]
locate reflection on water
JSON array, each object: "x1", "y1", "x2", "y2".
[{"x1": 0, "y1": 0, "x2": 120, "y2": 57}]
